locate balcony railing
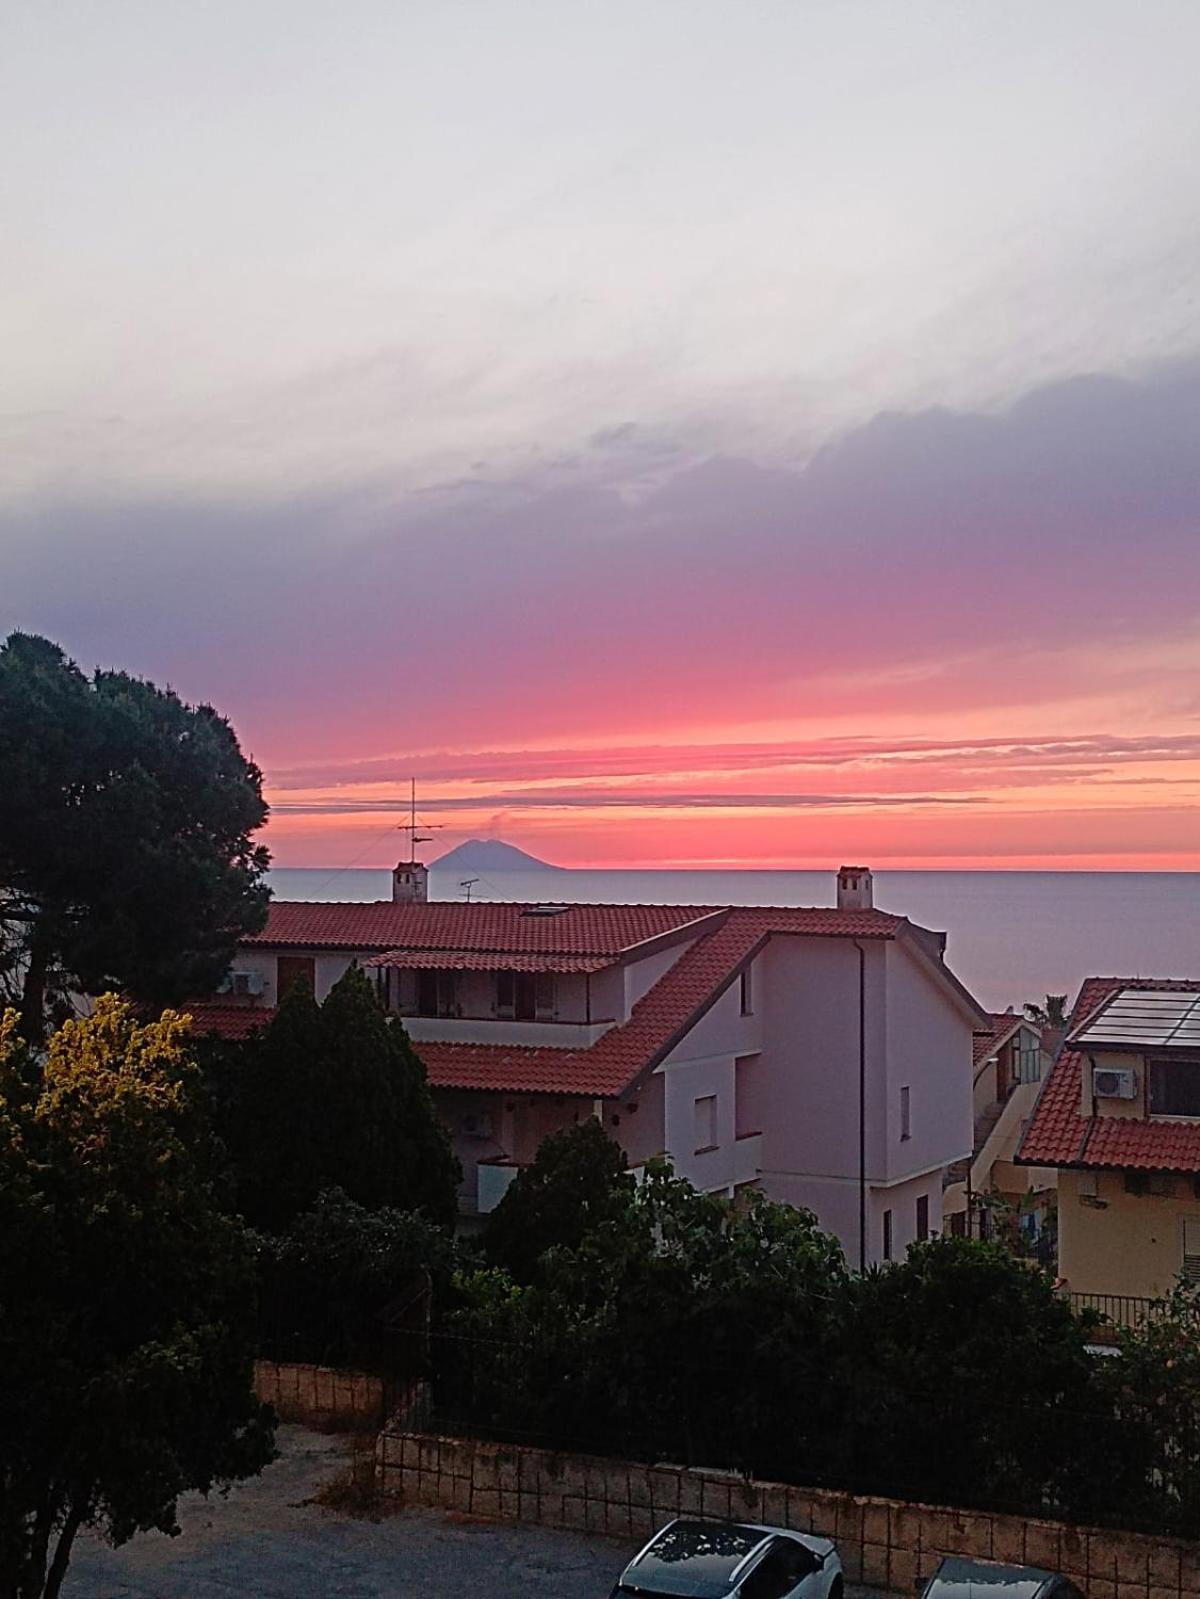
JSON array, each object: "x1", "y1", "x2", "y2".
[{"x1": 1067, "y1": 1292, "x2": 1166, "y2": 1330}]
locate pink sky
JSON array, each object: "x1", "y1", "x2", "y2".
[
  {"x1": 7, "y1": 364, "x2": 1200, "y2": 871},
  {"x1": 5, "y1": 4, "x2": 1200, "y2": 873}
]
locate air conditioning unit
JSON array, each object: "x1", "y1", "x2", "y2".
[
  {"x1": 228, "y1": 970, "x2": 266, "y2": 998},
  {"x1": 1093, "y1": 1065, "x2": 1137, "y2": 1100},
  {"x1": 461, "y1": 1111, "x2": 494, "y2": 1140}
]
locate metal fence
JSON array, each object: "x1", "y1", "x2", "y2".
[{"x1": 1067, "y1": 1291, "x2": 1164, "y2": 1330}]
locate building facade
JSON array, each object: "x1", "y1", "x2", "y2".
[
  {"x1": 1018, "y1": 978, "x2": 1200, "y2": 1302},
  {"x1": 199, "y1": 865, "x2": 985, "y2": 1267}
]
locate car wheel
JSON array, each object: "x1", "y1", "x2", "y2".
[{"x1": 828, "y1": 1577, "x2": 843, "y2": 1599}]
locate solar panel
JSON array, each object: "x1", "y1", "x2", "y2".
[{"x1": 1077, "y1": 988, "x2": 1200, "y2": 1048}]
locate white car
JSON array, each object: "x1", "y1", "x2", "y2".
[{"x1": 610, "y1": 1517, "x2": 843, "y2": 1599}]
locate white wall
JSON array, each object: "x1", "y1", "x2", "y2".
[
  {"x1": 882, "y1": 940, "x2": 975, "y2": 1185},
  {"x1": 653, "y1": 953, "x2": 764, "y2": 1195}
]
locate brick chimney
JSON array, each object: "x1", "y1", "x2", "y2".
[
  {"x1": 837, "y1": 865, "x2": 873, "y2": 911},
  {"x1": 392, "y1": 860, "x2": 428, "y2": 904}
]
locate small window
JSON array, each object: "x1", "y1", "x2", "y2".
[
  {"x1": 739, "y1": 966, "x2": 753, "y2": 1016},
  {"x1": 900, "y1": 1085, "x2": 911, "y2": 1141},
  {"x1": 1017, "y1": 1035, "x2": 1041, "y2": 1084},
  {"x1": 1182, "y1": 1219, "x2": 1200, "y2": 1285},
  {"x1": 1149, "y1": 1059, "x2": 1200, "y2": 1118},
  {"x1": 882, "y1": 1209, "x2": 893, "y2": 1262},
  {"x1": 916, "y1": 1193, "x2": 930, "y2": 1242},
  {"x1": 693, "y1": 1094, "x2": 717, "y2": 1152}
]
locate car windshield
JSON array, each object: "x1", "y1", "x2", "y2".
[{"x1": 622, "y1": 1521, "x2": 765, "y2": 1598}]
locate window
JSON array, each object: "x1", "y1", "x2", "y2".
[
  {"x1": 1017, "y1": 1034, "x2": 1042, "y2": 1084},
  {"x1": 417, "y1": 969, "x2": 458, "y2": 1017},
  {"x1": 734, "y1": 1054, "x2": 761, "y2": 1138},
  {"x1": 694, "y1": 1094, "x2": 717, "y2": 1152},
  {"x1": 900, "y1": 1085, "x2": 911, "y2": 1141},
  {"x1": 276, "y1": 955, "x2": 315, "y2": 999},
  {"x1": 882, "y1": 1209, "x2": 893, "y2": 1262},
  {"x1": 497, "y1": 972, "x2": 556, "y2": 1021},
  {"x1": 916, "y1": 1193, "x2": 930, "y2": 1242},
  {"x1": 739, "y1": 965, "x2": 754, "y2": 1016},
  {"x1": 740, "y1": 1541, "x2": 818, "y2": 1599},
  {"x1": 1183, "y1": 1219, "x2": 1200, "y2": 1286},
  {"x1": 1149, "y1": 1058, "x2": 1200, "y2": 1118}
]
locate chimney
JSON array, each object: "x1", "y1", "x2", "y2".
[
  {"x1": 837, "y1": 865, "x2": 873, "y2": 911},
  {"x1": 392, "y1": 860, "x2": 429, "y2": 904}
]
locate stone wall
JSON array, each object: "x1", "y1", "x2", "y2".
[
  {"x1": 254, "y1": 1359, "x2": 385, "y2": 1431},
  {"x1": 376, "y1": 1427, "x2": 1200, "y2": 1599}
]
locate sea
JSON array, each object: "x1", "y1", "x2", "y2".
[{"x1": 267, "y1": 867, "x2": 1200, "y2": 1014}]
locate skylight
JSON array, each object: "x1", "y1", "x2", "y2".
[
  {"x1": 1076, "y1": 988, "x2": 1200, "y2": 1050},
  {"x1": 521, "y1": 904, "x2": 571, "y2": 918}
]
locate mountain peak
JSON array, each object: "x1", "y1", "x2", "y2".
[{"x1": 430, "y1": 838, "x2": 558, "y2": 873}]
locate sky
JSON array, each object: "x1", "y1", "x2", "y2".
[{"x1": 3, "y1": 0, "x2": 1200, "y2": 870}]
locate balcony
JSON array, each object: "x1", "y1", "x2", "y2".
[
  {"x1": 1066, "y1": 1291, "x2": 1181, "y2": 1332},
  {"x1": 401, "y1": 1015, "x2": 617, "y2": 1049}
]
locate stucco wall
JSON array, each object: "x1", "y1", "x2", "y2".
[
  {"x1": 1059, "y1": 1168, "x2": 1200, "y2": 1299},
  {"x1": 654, "y1": 964, "x2": 763, "y2": 1194},
  {"x1": 883, "y1": 941, "x2": 974, "y2": 1186}
]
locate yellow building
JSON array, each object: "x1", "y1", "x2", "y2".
[{"x1": 1018, "y1": 977, "x2": 1200, "y2": 1308}]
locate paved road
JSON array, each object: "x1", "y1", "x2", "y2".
[
  {"x1": 64, "y1": 1427, "x2": 648, "y2": 1598},
  {"x1": 64, "y1": 1425, "x2": 887, "y2": 1599}
]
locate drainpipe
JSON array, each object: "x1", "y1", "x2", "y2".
[{"x1": 854, "y1": 941, "x2": 867, "y2": 1272}]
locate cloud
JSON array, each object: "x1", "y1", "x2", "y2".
[{"x1": 3, "y1": 357, "x2": 1199, "y2": 869}]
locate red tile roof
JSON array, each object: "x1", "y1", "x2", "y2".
[
  {"x1": 1017, "y1": 977, "x2": 1200, "y2": 1172},
  {"x1": 219, "y1": 899, "x2": 978, "y2": 1099},
  {"x1": 246, "y1": 901, "x2": 722, "y2": 954},
  {"x1": 391, "y1": 905, "x2": 912, "y2": 1098},
  {"x1": 972, "y1": 1011, "x2": 1026, "y2": 1069},
  {"x1": 185, "y1": 1003, "x2": 275, "y2": 1040},
  {"x1": 362, "y1": 950, "x2": 615, "y2": 974}
]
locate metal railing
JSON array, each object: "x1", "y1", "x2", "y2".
[{"x1": 1067, "y1": 1291, "x2": 1162, "y2": 1329}]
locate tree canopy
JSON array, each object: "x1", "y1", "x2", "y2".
[
  {"x1": 0, "y1": 633, "x2": 270, "y2": 1041},
  {"x1": 219, "y1": 965, "x2": 461, "y2": 1232},
  {"x1": 482, "y1": 1117, "x2": 637, "y2": 1284},
  {"x1": 0, "y1": 998, "x2": 275, "y2": 1599}
]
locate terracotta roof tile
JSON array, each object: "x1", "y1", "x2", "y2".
[
  {"x1": 973, "y1": 1012, "x2": 1025, "y2": 1068},
  {"x1": 216, "y1": 900, "x2": 943, "y2": 1099},
  {"x1": 247, "y1": 901, "x2": 721, "y2": 954},
  {"x1": 1018, "y1": 977, "x2": 1200, "y2": 1172},
  {"x1": 185, "y1": 1003, "x2": 275, "y2": 1040},
  {"x1": 403, "y1": 906, "x2": 905, "y2": 1097}
]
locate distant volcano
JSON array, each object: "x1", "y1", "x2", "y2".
[{"x1": 430, "y1": 838, "x2": 558, "y2": 872}]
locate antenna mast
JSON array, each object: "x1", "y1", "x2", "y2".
[{"x1": 398, "y1": 777, "x2": 442, "y2": 864}]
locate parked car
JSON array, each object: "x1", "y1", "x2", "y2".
[
  {"x1": 920, "y1": 1557, "x2": 1086, "y2": 1599},
  {"x1": 610, "y1": 1517, "x2": 843, "y2": 1599}
]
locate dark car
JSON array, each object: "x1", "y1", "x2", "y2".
[
  {"x1": 920, "y1": 1557, "x2": 1086, "y2": 1599},
  {"x1": 610, "y1": 1517, "x2": 843, "y2": 1599}
]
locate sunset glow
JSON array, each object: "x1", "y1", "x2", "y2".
[{"x1": 4, "y1": 3, "x2": 1199, "y2": 873}]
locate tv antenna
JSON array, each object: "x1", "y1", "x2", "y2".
[
  {"x1": 397, "y1": 777, "x2": 443, "y2": 864},
  {"x1": 460, "y1": 878, "x2": 480, "y2": 902}
]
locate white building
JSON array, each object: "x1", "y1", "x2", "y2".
[{"x1": 199, "y1": 865, "x2": 985, "y2": 1267}]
